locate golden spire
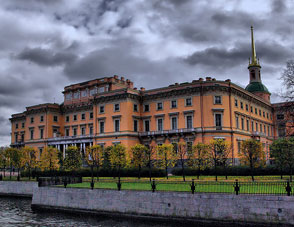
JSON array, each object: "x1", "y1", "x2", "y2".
[{"x1": 249, "y1": 26, "x2": 260, "y2": 67}]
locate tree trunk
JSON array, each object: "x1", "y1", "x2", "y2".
[
  {"x1": 197, "y1": 162, "x2": 200, "y2": 180},
  {"x1": 96, "y1": 165, "x2": 100, "y2": 181},
  {"x1": 10, "y1": 163, "x2": 12, "y2": 180},
  {"x1": 181, "y1": 160, "x2": 185, "y2": 182},
  {"x1": 3, "y1": 166, "x2": 5, "y2": 178},
  {"x1": 290, "y1": 166, "x2": 293, "y2": 182},
  {"x1": 215, "y1": 161, "x2": 217, "y2": 182},
  {"x1": 250, "y1": 161, "x2": 254, "y2": 182},
  {"x1": 148, "y1": 161, "x2": 152, "y2": 182},
  {"x1": 29, "y1": 167, "x2": 31, "y2": 180},
  {"x1": 91, "y1": 165, "x2": 94, "y2": 183},
  {"x1": 138, "y1": 164, "x2": 141, "y2": 179},
  {"x1": 118, "y1": 165, "x2": 121, "y2": 181},
  {"x1": 17, "y1": 168, "x2": 20, "y2": 181},
  {"x1": 166, "y1": 162, "x2": 168, "y2": 180}
]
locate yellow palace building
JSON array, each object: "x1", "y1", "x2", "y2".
[{"x1": 10, "y1": 27, "x2": 280, "y2": 164}]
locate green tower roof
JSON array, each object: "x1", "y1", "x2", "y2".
[{"x1": 245, "y1": 82, "x2": 270, "y2": 94}]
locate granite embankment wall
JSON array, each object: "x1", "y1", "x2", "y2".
[
  {"x1": 0, "y1": 181, "x2": 38, "y2": 197},
  {"x1": 31, "y1": 187, "x2": 294, "y2": 225}
]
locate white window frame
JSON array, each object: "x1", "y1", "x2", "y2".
[
  {"x1": 170, "y1": 100, "x2": 177, "y2": 109},
  {"x1": 214, "y1": 95, "x2": 222, "y2": 104},
  {"x1": 114, "y1": 119, "x2": 120, "y2": 132},
  {"x1": 144, "y1": 119, "x2": 150, "y2": 132},
  {"x1": 171, "y1": 116, "x2": 178, "y2": 130},
  {"x1": 157, "y1": 118, "x2": 164, "y2": 131},
  {"x1": 114, "y1": 103, "x2": 120, "y2": 112},
  {"x1": 185, "y1": 115, "x2": 193, "y2": 129},
  {"x1": 185, "y1": 97, "x2": 192, "y2": 106}
]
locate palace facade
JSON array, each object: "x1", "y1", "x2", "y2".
[{"x1": 10, "y1": 27, "x2": 285, "y2": 164}]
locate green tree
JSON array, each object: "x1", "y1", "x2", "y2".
[
  {"x1": 239, "y1": 139, "x2": 265, "y2": 181},
  {"x1": 145, "y1": 144, "x2": 156, "y2": 182},
  {"x1": 85, "y1": 145, "x2": 104, "y2": 182},
  {"x1": 63, "y1": 146, "x2": 82, "y2": 172},
  {"x1": 11, "y1": 148, "x2": 22, "y2": 181},
  {"x1": 187, "y1": 143, "x2": 210, "y2": 180},
  {"x1": 176, "y1": 142, "x2": 187, "y2": 181},
  {"x1": 0, "y1": 147, "x2": 8, "y2": 178},
  {"x1": 155, "y1": 144, "x2": 177, "y2": 179},
  {"x1": 39, "y1": 147, "x2": 60, "y2": 172},
  {"x1": 5, "y1": 147, "x2": 18, "y2": 179},
  {"x1": 130, "y1": 144, "x2": 148, "y2": 179},
  {"x1": 102, "y1": 146, "x2": 112, "y2": 169},
  {"x1": 109, "y1": 144, "x2": 127, "y2": 180},
  {"x1": 21, "y1": 146, "x2": 38, "y2": 180},
  {"x1": 209, "y1": 139, "x2": 231, "y2": 181}
]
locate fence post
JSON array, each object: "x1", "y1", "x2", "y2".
[
  {"x1": 151, "y1": 179, "x2": 156, "y2": 193},
  {"x1": 90, "y1": 179, "x2": 94, "y2": 190},
  {"x1": 286, "y1": 180, "x2": 291, "y2": 196},
  {"x1": 190, "y1": 179, "x2": 195, "y2": 194},
  {"x1": 234, "y1": 179, "x2": 240, "y2": 195},
  {"x1": 117, "y1": 179, "x2": 121, "y2": 191}
]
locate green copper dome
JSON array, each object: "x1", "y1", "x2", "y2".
[{"x1": 245, "y1": 82, "x2": 270, "y2": 94}]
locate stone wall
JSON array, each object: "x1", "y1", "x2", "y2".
[
  {"x1": 0, "y1": 181, "x2": 38, "y2": 197},
  {"x1": 31, "y1": 187, "x2": 294, "y2": 225}
]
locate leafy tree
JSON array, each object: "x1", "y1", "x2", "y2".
[
  {"x1": 21, "y1": 146, "x2": 38, "y2": 180},
  {"x1": 0, "y1": 147, "x2": 8, "y2": 178},
  {"x1": 109, "y1": 144, "x2": 127, "y2": 180},
  {"x1": 39, "y1": 147, "x2": 60, "y2": 172},
  {"x1": 63, "y1": 146, "x2": 82, "y2": 172},
  {"x1": 270, "y1": 139, "x2": 287, "y2": 179},
  {"x1": 130, "y1": 144, "x2": 148, "y2": 179},
  {"x1": 187, "y1": 143, "x2": 210, "y2": 180},
  {"x1": 239, "y1": 139, "x2": 265, "y2": 181},
  {"x1": 11, "y1": 148, "x2": 22, "y2": 181},
  {"x1": 85, "y1": 145, "x2": 104, "y2": 182},
  {"x1": 176, "y1": 142, "x2": 187, "y2": 181},
  {"x1": 145, "y1": 144, "x2": 156, "y2": 182},
  {"x1": 5, "y1": 147, "x2": 18, "y2": 179},
  {"x1": 102, "y1": 146, "x2": 112, "y2": 169},
  {"x1": 209, "y1": 139, "x2": 231, "y2": 181},
  {"x1": 155, "y1": 144, "x2": 177, "y2": 179}
]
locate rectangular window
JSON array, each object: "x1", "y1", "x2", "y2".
[
  {"x1": 15, "y1": 123, "x2": 18, "y2": 129},
  {"x1": 15, "y1": 134, "x2": 18, "y2": 142},
  {"x1": 40, "y1": 128, "x2": 44, "y2": 139},
  {"x1": 260, "y1": 124, "x2": 263, "y2": 132},
  {"x1": 186, "y1": 97, "x2": 192, "y2": 106},
  {"x1": 81, "y1": 113, "x2": 85, "y2": 120},
  {"x1": 157, "y1": 118, "x2": 163, "y2": 131},
  {"x1": 259, "y1": 110, "x2": 261, "y2": 116},
  {"x1": 65, "y1": 93, "x2": 71, "y2": 100},
  {"x1": 73, "y1": 128, "x2": 77, "y2": 136},
  {"x1": 100, "y1": 121, "x2": 105, "y2": 133},
  {"x1": 100, "y1": 105, "x2": 105, "y2": 113},
  {"x1": 267, "y1": 113, "x2": 269, "y2": 119},
  {"x1": 21, "y1": 134, "x2": 24, "y2": 142},
  {"x1": 214, "y1": 96, "x2": 222, "y2": 104},
  {"x1": 114, "y1": 120, "x2": 120, "y2": 132},
  {"x1": 264, "y1": 125, "x2": 266, "y2": 135},
  {"x1": 73, "y1": 114, "x2": 77, "y2": 121},
  {"x1": 89, "y1": 112, "x2": 93, "y2": 119},
  {"x1": 263, "y1": 111, "x2": 265, "y2": 117},
  {"x1": 66, "y1": 116, "x2": 70, "y2": 122},
  {"x1": 246, "y1": 119, "x2": 249, "y2": 131},
  {"x1": 144, "y1": 120, "x2": 150, "y2": 132},
  {"x1": 251, "y1": 121, "x2": 254, "y2": 131},
  {"x1": 98, "y1": 87, "x2": 105, "y2": 93},
  {"x1": 65, "y1": 128, "x2": 70, "y2": 137},
  {"x1": 157, "y1": 102, "x2": 163, "y2": 110},
  {"x1": 40, "y1": 115, "x2": 44, "y2": 122},
  {"x1": 30, "y1": 130, "x2": 34, "y2": 140},
  {"x1": 240, "y1": 102, "x2": 243, "y2": 109},
  {"x1": 215, "y1": 114, "x2": 222, "y2": 128},
  {"x1": 246, "y1": 104, "x2": 249, "y2": 111},
  {"x1": 255, "y1": 108, "x2": 257, "y2": 114},
  {"x1": 133, "y1": 104, "x2": 138, "y2": 112},
  {"x1": 268, "y1": 126, "x2": 270, "y2": 136},
  {"x1": 53, "y1": 116, "x2": 58, "y2": 122},
  {"x1": 134, "y1": 120, "x2": 138, "y2": 132},
  {"x1": 81, "y1": 90, "x2": 87, "y2": 97},
  {"x1": 89, "y1": 89, "x2": 96, "y2": 96},
  {"x1": 250, "y1": 106, "x2": 253, "y2": 113},
  {"x1": 171, "y1": 117, "x2": 178, "y2": 130},
  {"x1": 30, "y1": 117, "x2": 34, "y2": 123},
  {"x1": 171, "y1": 100, "x2": 177, "y2": 108},
  {"x1": 89, "y1": 126, "x2": 93, "y2": 135},
  {"x1": 186, "y1": 115, "x2": 193, "y2": 129},
  {"x1": 144, "y1": 104, "x2": 149, "y2": 112},
  {"x1": 236, "y1": 116, "x2": 239, "y2": 129},
  {"x1": 256, "y1": 123, "x2": 258, "y2": 132},
  {"x1": 238, "y1": 141, "x2": 241, "y2": 154},
  {"x1": 114, "y1": 104, "x2": 120, "y2": 112},
  {"x1": 81, "y1": 127, "x2": 86, "y2": 135},
  {"x1": 241, "y1": 118, "x2": 244, "y2": 130},
  {"x1": 235, "y1": 99, "x2": 238, "y2": 107},
  {"x1": 22, "y1": 122, "x2": 25, "y2": 128}
]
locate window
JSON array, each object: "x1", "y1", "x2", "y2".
[
  {"x1": 259, "y1": 109, "x2": 261, "y2": 116},
  {"x1": 186, "y1": 115, "x2": 193, "y2": 129},
  {"x1": 157, "y1": 118, "x2": 163, "y2": 131},
  {"x1": 30, "y1": 130, "x2": 34, "y2": 140},
  {"x1": 40, "y1": 115, "x2": 44, "y2": 122},
  {"x1": 263, "y1": 111, "x2": 265, "y2": 117},
  {"x1": 73, "y1": 114, "x2": 77, "y2": 121},
  {"x1": 30, "y1": 117, "x2": 34, "y2": 123},
  {"x1": 186, "y1": 97, "x2": 192, "y2": 106},
  {"x1": 241, "y1": 118, "x2": 244, "y2": 130},
  {"x1": 65, "y1": 93, "x2": 71, "y2": 100},
  {"x1": 236, "y1": 116, "x2": 239, "y2": 129},
  {"x1": 234, "y1": 99, "x2": 238, "y2": 107},
  {"x1": 89, "y1": 126, "x2": 93, "y2": 135},
  {"x1": 214, "y1": 96, "x2": 222, "y2": 104},
  {"x1": 264, "y1": 125, "x2": 266, "y2": 134},
  {"x1": 89, "y1": 89, "x2": 96, "y2": 96},
  {"x1": 144, "y1": 104, "x2": 149, "y2": 112},
  {"x1": 98, "y1": 87, "x2": 104, "y2": 93},
  {"x1": 114, "y1": 104, "x2": 120, "y2": 112},
  {"x1": 81, "y1": 127, "x2": 86, "y2": 135},
  {"x1": 100, "y1": 105, "x2": 105, "y2": 113},
  {"x1": 171, "y1": 117, "x2": 178, "y2": 130},
  {"x1": 22, "y1": 122, "x2": 25, "y2": 128},
  {"x1": 268, "y1": 126, "x2": 270, "y2": 136},
  {"x1": 260, "y1": 124, "x2": 263, "y2": 132},
  {"x1": 246, "y1": 104, "x2": 249, "y2": 111},
  {"x1": 21, "y1": 134, "x2": 24, "y2": 142},
  {"x1": 240, "y1": 102, "x2": 243, "y2": 109},
  {"x1": 73, "y1": 128, "x2": 77, "y2": 136},
  {"x1": 134, "y1": 120, "x2": 138, "y2": 132},
  {"x1": 250, "y1": 106, "x2": 253, "y2": 113},
  {"x1": 81, "y1": 90, "x2": 87, "y2": 97},
  {"x1": 215, "y1": 114, "x2": 222, "y2": 128},
  {"x1": 237, "y1": 141, "x2": 241, "y2": 154},
  {"x1": 65, "y1": 128, "x2": 70, "y2": 137},
  {"x1": 40, "y1": 128, "x2": 44, "y2": 139},
  {"x1": 277, "y1": 114, "x2": 284, "y2": 120},
  {"x1": 73, "y1": 91, "x2": 80, "y2": 99},
  {"x1": 267, "y1": 113, "x2": 269, "y2": 119},
  {"x1": 157, "y1": 102, "x2": 163, "y2": 110},
  {"x1": 171, "y1": 100, "x2": 177, "y2": 108},
  {"x1": 246, "y1": 119, "x2": 249, "y2": 131},
  {"x1": 251, "y1": 121, "x2": 254, "y2": 131},
  {"x1": 54, "y1": 116, "x2": 58, "y2": 122},
  {"x1": 255, "y1": 108, "x2": 257, "y2": 114},
  {"x1": 15, "y1": 123, "x2": 18, "y2": 129},
  {"x1": 144, "y1": 120, "x2": 150, "y2": 132},
  {"x1": 89, "y1": 112, "x2": 93, "y2": 119},
  {"x1": 81, "y1": 113, "x2": 85, "y2": 120},
  {"x1": 66, "y1": 116, "x2": 70, "y2": 122},
  {"x1": 114, "y1": 119, "x2": 120, "y2": 132},
  {"x1": 100, "y1": 121, "x2": 105, "y2": 133},
  {"x1": 256, "y1": 123, "x2": 258, "y2": 131},
  {"x1": 133, "y1": 104, "x2": 138, "y2": 112},
  {"x1": 15, "y1": 134, "x2": 18, "y2": 142}
]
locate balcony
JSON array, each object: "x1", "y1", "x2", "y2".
[
  {"x1": 139, "y1": 128, "x2": 201, "y2": 137},
  {"x1": 251, "y1": 131, "x2": 266, "y2": 137},
  {"x1": 47, "y1": 134, "x2": 93, "y2": 145}
]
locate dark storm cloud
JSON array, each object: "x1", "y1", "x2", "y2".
[
  {"x1": 17, "y1": 47, "x2": 77, "y2": 67},
  {"x1": 271, "y1": 0, "x2": 286, "y2": 13}
]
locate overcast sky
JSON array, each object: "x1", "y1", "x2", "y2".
[{"x1": 0, "y1": 0, "x2": 293, "y2": 146}]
